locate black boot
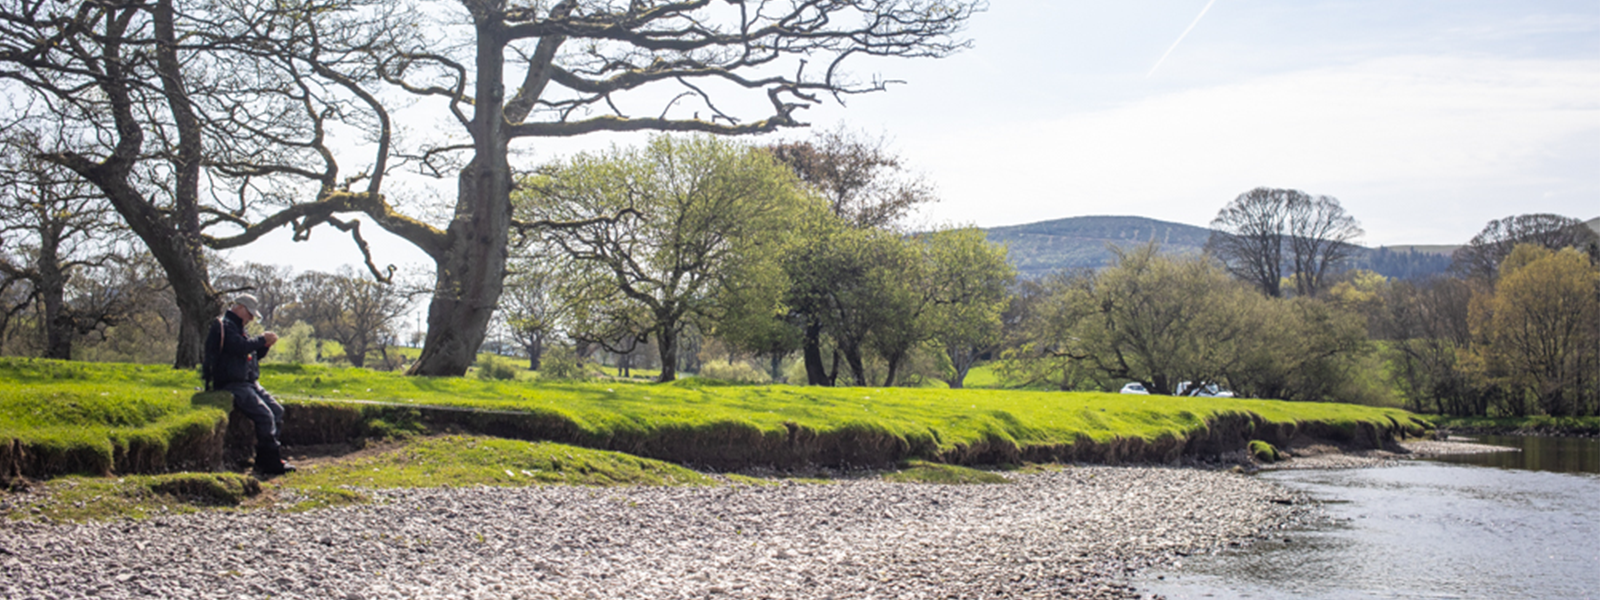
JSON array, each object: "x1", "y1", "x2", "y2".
[{"x1": 254, "y1": 444, "x2": 297, "y2": 476}]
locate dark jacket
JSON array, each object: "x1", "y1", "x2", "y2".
[{"x1": 205, "y1": 310, "x2": 270, "y2": 387}]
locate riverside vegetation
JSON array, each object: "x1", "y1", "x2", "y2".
[{"x1": 0, "y1": 357, "x2": 1428, "y2": 523}]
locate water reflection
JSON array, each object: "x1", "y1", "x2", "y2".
[
  {"x1": 1429, "y1": 434, "x2": 1600, "y2": 474},
  {"x1": 1136, "y1": 439, "x2": 1600, "y2": 599}
]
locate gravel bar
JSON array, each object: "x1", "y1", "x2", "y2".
[{"x1": 0, "y1": 467, "x2": 1310, "y2": 599}]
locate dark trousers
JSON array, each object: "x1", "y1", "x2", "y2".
[{"x1": 224, "y1": 381, "x2": 284, "y2": 450}]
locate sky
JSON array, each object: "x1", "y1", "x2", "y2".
[{"x1": 227, "y1": 0, "x2": 1600, "y2": 272}]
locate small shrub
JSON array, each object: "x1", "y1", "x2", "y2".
[
  {"x1": 698, "y1": 360, "x2": 771, "y2": 384},
  {"x1": 1249, "y1": 440, "x2": 1281, "y2": 463},
  {"x1": 883, "y1": 461, "x2": 1009, "y2": 484},
  {"x1": 474, "y1": 355, "x2": 518, "y2": 381},
  {"x1": 272, "y1": 321, "x2": 318, "y2": 365},
  {"x1": 539, "y1": 345, "x2": 589, "y2": 380},
  {"x1": 148, "y1": 472, "x2": 262, "y2": 505}
]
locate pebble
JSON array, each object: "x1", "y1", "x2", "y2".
[{"x1": 0, "y1": 467, "x2": 1311, "y2": 599}]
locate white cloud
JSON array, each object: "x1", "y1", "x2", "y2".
[{"x1": 917, "y1": 55, "x2": 1600, "y2": 244}]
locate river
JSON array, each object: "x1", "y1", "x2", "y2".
[{"x1": 1135, "y1": 436, "x2": 1600, "y2": 599}]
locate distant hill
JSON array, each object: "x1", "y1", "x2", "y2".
[
  {"x1": 1588, "y1": 217, "x2": 1600, "y2": 235},
  {"x1": 983, "y1": 216, "x2": 1212, "y2": 279},
  {"x1": 982, "y1": 215, "x2": 1457, "y2": 280}
]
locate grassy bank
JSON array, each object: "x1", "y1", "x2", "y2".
[
  {"x1": 1, "y1": 358, "x2": 1429, "y2": 482},
  {"x1": 3, "y1": 433, "x2": 1026, "y2": 523},
  {"x1": 0, "y1": 359, "x2": 227, "y2": 480}
]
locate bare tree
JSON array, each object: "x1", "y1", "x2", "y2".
[
  {"x1": 500, "y1": 255, "x2": 565, "y2": 371},
  {"x1": 2, "y1": 0, "x2": 981, "y2": 375},
  {"x1": 0, "y1": 131, "x2": 137, "y2": 359},
  {"x1": 1285, "y1": 193, "x2": 1363, "y2": 297},
  {"x1": 1207, "y1": 188, "x2": 1290, "y2": 297},
  {"x1": 768, "y1": 128, "x2": 936, "y2": 231},
  {"x1": 1451, "y1": 214, "x2": 1599, "y2": 281},
  {"x1": 282, "y1": 268, "x2": 412, "y2": 368},
  {"x1": 380, "y1": 1, "x2": 982, "y2": 376},
  {"x1": 1207, "y1": 187, "x2": 1362, "y2": 298},
  {"x1": 0, "y1": 1, "x2": 408, "y2": 367}
]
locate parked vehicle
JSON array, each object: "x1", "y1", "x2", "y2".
[
  {"x1": 1119, "y1": 382, "x2": 1150, "y2": 395},
  {"x1": 1175, "y1": 381, "x2": 1235, "y2": 398}
]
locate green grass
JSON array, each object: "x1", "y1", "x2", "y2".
[
  {"x1": 6, "y1": 472, "x2": 261, "y2": 522},
  {"x1": 1, "y1": 358, "x2": 1430, "y2": 484},
  {"x1": 284, "y1": 435, "x2": 713, "y2": 490},
  {"x1": 882, "y1": 460, "x2": 1010, "y2": 484},
  {"x1": 248, "y1": 363, "x2": 1425, "y2": 452},
  {"x1": 0, "y1": 358, "x2": 226, "y2": 477},
  {"x1": 955, "y1": 363, "x2": 1004, "y2": 389}
]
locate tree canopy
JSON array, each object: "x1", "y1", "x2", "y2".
[
  {"x1": 518, "y1": 134, "x2": 815, "y2": 382},
  {"x1": 0, "y1": 0, "x2": 983, "y2": 373}
]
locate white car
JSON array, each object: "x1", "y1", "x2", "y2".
[
  {"x1": 1176, "y1": 381, "x2": 1235, "y2": 397},
  {"x1": 1119, "y1": 382, "x2": 1150, "y2": 395}
]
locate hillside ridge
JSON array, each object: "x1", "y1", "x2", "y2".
[{"x1": 978, "y1": 214, "x2": 1600, "y2": 279}]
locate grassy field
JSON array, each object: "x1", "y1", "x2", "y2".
[
  {"x1": 0, "y1": 358, "x2": 1426, "y2": 479},
  {"x1": 0, "y1": 359, "x2": 226, "y2": 476},
  {"x1": 255, "y1": 362, "x2": 1423, "y2": 449}
]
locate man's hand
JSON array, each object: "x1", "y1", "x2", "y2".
[{"x1": 263, "y1": 332, "x2": 279, "y2": 347}]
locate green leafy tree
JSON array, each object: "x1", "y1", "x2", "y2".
[
  {"x1": 1473, "y1": 245, "x2": 1600, "y2": 416},
  {"x1": 281, "y1": 268, "x2": 412, "y2": 369},
  {"x1": 1229, "y1": 296, "x2": 1373, "y2": 403},
  {"x1": 1021, "y1": 245, "x2": 1263, "y2": 395},
  {"x1": 1378, "y1": 276, "x2": 1484, "y2": 415},
  {"x1": 499, "y1": 253, "x2": 566, "y2": 371},
  {"x1": 711, "y1": 247, "x2": 804, "y2": 382},
  {"x1": 918, "y1": 228, "x2": 1015, "y2": 389},
  {"x1": 1, "y1": 1, "x2": 979, "y2": 373},
  {"x1": 783, "y1": 224, "x2": 920, "y2": 386},
  {"x1": 521, "y1": 135, "x2": 813, "y2": 382}
]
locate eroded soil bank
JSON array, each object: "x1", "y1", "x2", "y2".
[
  {"x1": 252, "y1": 401, "x2": 1419, "y2": 472},
  {"x1": 0, "y1": 396, "x2": 1427, "y2": 481}
]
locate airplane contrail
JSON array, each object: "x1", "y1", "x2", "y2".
[{"x1": 1147, "y1": 0, "x2": 1219, "y2": 78}]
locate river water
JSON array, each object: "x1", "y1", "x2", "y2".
[{"x1": 1135, "y1": 436, "x2": 1600, "y2": 599}]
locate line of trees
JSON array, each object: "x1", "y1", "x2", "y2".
[
  {"x1": 1377, "y1": 214, "x2": 1600, "y2": 417},
  {"x1": 0, "y1": 0, "x2": 982, "y2": 376},
  {"x1": 504, "y1": 132, "x2": 1014, "y2": 387}
]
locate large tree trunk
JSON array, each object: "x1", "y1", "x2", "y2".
[
  {"x1": 526, "y1": 334, "x2": 543, "y2": 371},
  {"x1": 407, "y1": 157, "x2": 511, "y2": 376},
  {"x1": 38, "y1": 227, "x2": 70, "y2": 360},
  {"x1": 407, "y1": 19, "x2": 512, "y2": 377},
  {"x1": 802, "y1": 320, "x2": 830, "y2": 386},
  {"x1": 842, "y1": 345, "x2": 867, "y2": 386},
  {"x1": 44, "y1": 0, "x2": 218, "y2": 368},
  {"x1": 882, "y1": 352, "x2": 903, "y2": 387},
  {"x1": 655, "y1": 322, "x2": 678, "y2": 383}
]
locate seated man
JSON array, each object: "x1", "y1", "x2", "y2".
[{"x1": 206, "y1": 294, "x2": 295, "y2": 475}]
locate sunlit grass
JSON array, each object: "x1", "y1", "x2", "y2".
[
  {"x1": 251, "y1": 363, "x2": 1425, "y2": 452},
  {"x1": 284, "y1": 435, "x2": 713, "y2": 490}
]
